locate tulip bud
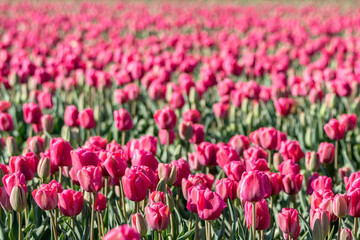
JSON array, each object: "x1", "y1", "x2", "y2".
[
  {"x1": 189, "y1": 87, "x2": 198, "y2": 105},
  {"x1": 61, "y1": 125, "x2": 71, "y2": 142},
  {"x1": 6, "y1": 136, "x2": 18, "y2": 156},
  {"x1": 326, "y1": 93, "x2": 337, "y2": 109},
  {"x1": 94, "y1": 104, "x2": 101, "y2": 122},
  {"x1": 305, "y1": 128, "x2": 312, "y2": 148},
  {"x1": 253, "y1": 102, "x2": 260, "y2": 118},
  {"x1": 156, "y1": 178, "x2": 167, "y2": 193},
  {"x1": 339, "y1": 229, "x2": 353, "y2": 240},
  {"x1": 305, "y1": 152, "x2": 320, "y2": 171},
  {"x1": 37, "y1": 157, "x2": 51, "y2": 179},
  {"x1": 158, "y1": 164, "x2": 178, "y2": 186},
  {"x1": 131, "y1": 213, "x2": 147, "y2": 237},
  {"x1": 70, "y1": 127, "x2": 80, "y2": 145},
  {"x1": 312, "y1": 219, "x2": 322, "y2": 240},
  {"x1": 333, "y1": 194, "x2": 350, "y2": 218},
  {"x1": 78, "y1": 93, "x2": 85, "y2": 111},
  {"x1": 320, "y1": 212, "x2": 330, "y2": 239},
  {"x1": 41, "y1": 114, "x2": 54, "y2": 133},
  {"x1": 178, "y1": 121, "x2": 193, "y2": 140},
  {"x1": 299, "y1": 112, "x2": 306, "y2": 127},
  {"x1": 10, "y1": 186, "x2": 26, "y2": 212},
  {"x1": 166, "y1": 192, "x2": 175, "y2": 211},
  {"x1": 273, "y1": 153, "x2": 283, "y2": 171}
]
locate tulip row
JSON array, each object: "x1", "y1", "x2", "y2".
[{"x1": 0, "y1": 1, "x2": 360, "y2": 240}]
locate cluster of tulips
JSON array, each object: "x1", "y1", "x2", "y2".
[{"x1": 1, "y1": 1, "x2": 360, "y2": 240}]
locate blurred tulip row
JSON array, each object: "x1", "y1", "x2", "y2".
[{"x1": 0, "y1": 1, "x2": 360, "y2": 240}]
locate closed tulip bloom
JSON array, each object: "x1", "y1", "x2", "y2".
[
  {"x1": 279, "y1": 160, "x2": 300, "y2": 175},
  {"x1": 131, "y1": 149, "x2": 158, "y2": 172},
  {"x1": 333, "y1": 194, "x2": 350, "y2": 218},
  {"x1": 170, "y1": 158, "x2": 191, "y2": 187},
  {"x1": 195, "y1": 142, "x2": 219, "y2": 166},
  {"x1": 122, "y1": 167, "x2": 152, "y2": 202},
  {"x1": 182, "y1": 109, "x2": 201, "y2": 124},
  {"x1": 103, "y1": 153, "x2": 127, "y2": 179},
  {"x1": 169, "y1": 91, "x2": 185, "y2": 109},
  {"x1": 339, "y1": 114, "x2": 357, "y2": 132},
  {"x1": 188, "y1": 152, "x2": 202, "y2": 171},
  {"x1": 348, "y1": 189, "x2": 360, "y2": 217},
  {"x1": 228, "y1": 135, "x2": 250, "y2": 154},
  {"x1": 154, "y1": 107, "x2": 177, "y2": 130},
  {"x1": 215, "y1": 178, "x2": 238, "y2": 201},
  {"x1": 58, "y1": 190, "x2": 84, "y2": 217},
  {"x1": 311, "y1": 176, "x2": 332, "y2": 193},
  {"x1": 317, "y1": 142, "x2": 335, "y2": 164},
  {"x1": 78, "y1": 108, "x2": 95, "y2": 129},
  {"x1": 70, "y1": 148, "x2": 100, "y2": 177},
  {"x1": 189, "y1": 124, "x2": 205, "y2": 144},
  {"x1": 64, "y1": 105, "x2": 79, "y2": 127},
  {"x1": 37, "y1": 91, "x2": 53, "y2": 109},
  {"x1": 23, "y1": 103, "x2": 42, "y2": 124},
  {"x1": 319, "y1": 197, "x2": 337, "y2": 222},
  {"x1": 279, "y1": 140, "x2": 304, "y2": 163},
  {"x1": 139, "y1": 135, "x2": 157, "y2": 155},
  {"x1": 1, "y1": 187, "x2": 12, "y2": 212},
  {"x1": 9, "y1": 155, "x2": 36, "y2": 181},
  {"x1": 32, "y1": 183, "x2": 58, "y2": 210},
  {"x1": 0, "y1": 113, "x2": 13, "y2": 132},
  {"x1": 113, "y1": 89, "x2": 128, "y2": 105},
  {"x1": 145, "y1": 202, "x2": 171, "y2": 231},
  {"x1": 282, "y1": 174, "x2": 303, "y2": 195},
  {"x1": 244, "y1": 199, "x2": 270, "y2": 230},
  {"x1": 197, "y1": 188, "x2": 227, "y2": 220},
  {"x1": 103, "y1": 225, "x2": 140, "y2": 240},
  {"x1": 274, "y1": 98, "x2": 296, "y2": 116},
  {"x1": 266, "y1": 172, "x2": 283, "y2": 196},
  {"x1": 324, "y1": 119, "x2": 345, "y2": 140},
  {"x1": 3, "y1": 172, "x2": 27, "y2": 195},
  {"x1": 216, "y1": 145, "x2": 240, "y2": 168},
  {"x1": 278, "y1": 208, "x2": 299, "y2": 237},
  {"x1": 159, "y1": 129, "x2": 175, "y2": 145},
  {"x1": 132, "y1": 213, "x2": 147, "y2": 237},
  {"x1": 223, "y1": 161, "x2": 246, "y2": 182},
  {"x1": 339, "y1": 229, "x2": 353, "y2": 240},
  {"x1": 307, "y1": 172, "x2": 320, "y2": 195},
  {"x1": 245, "y1": 157, "x2": 270, "y2": 172},
  {"x1": 259, "y1": 127, "x2": 278, "y2": 150},
  {"x1": 114, "y1": 109, "x2": 133, "y2": 131},
  {"x1": 344, "y1": 172, "x2": 360, "y2": 191},
  {"x1": 49, "y1": 138, "x2": 72, "y2": 167},
  {"x1": 27, "y1": 136, "x2": 45, "y2": 155},
  {"x1": 213, "y1": 102, "x2": 229, "y2": 118},
  {"x1": 238, "y1": 170, "x2": 271, "y2": 202},
  {"x1": 244, "y1": 147, "x2": 268, "y2": 160},
  {"x1": 94, "y1": 193, "x2": 106, "y2": 211},
  {"x1": 77, "y1": 166, "x2": 102, "y2": 192}
]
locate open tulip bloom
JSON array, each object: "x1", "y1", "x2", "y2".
[{"x1": 1, "y1": 1, "x2": 360, "y2": 240}]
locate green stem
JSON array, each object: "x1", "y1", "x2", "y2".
[
  {"x1": 17, "y1": 212, "x2": 22, "y2": 240},
  {"x1": 120, "y1": 181, "x2": 127, "y2": 221},
  {"x1": 97, "y1": 211, "x2": 102, "y2": 239},
  {"x1": 227, "y1": 199, "x2": 233, "y2": 239},
  {"x1": 58, "y1": 167, "x2": 62, "y2": 185},
  {"x1": 49, "y1": 210, "x2": 58, "y2": 240},
  {"x1": 334, "y1": 140, "x2": 339, "y2": 182},
  {"x1": 337, "y1": 218, "x2": 341, "y2": 240},
  {"x1": 135, "y1": 201, "x2": 139, "y2": 213},
  {"x1": 171, "y1": 214, "x2": 176, "y2": 238},
  {"x1": 252, "y1": 202, "x2": 256, "y2": 240},
  {"x1": 121, "y1": 131, "x2": 125, "y2": 146},
  {"x1": 205, "y1": 221, "x2": 210, "y2": 240},
  {"x1": 158, "y1": 231, "x2": 162, "y2": 240},
  {"x1": 90, "y1": 193, "x2": 96, "y2": 240},
  {"x1": 355, "y1": 217, "x2": 358, "y2": 238},
  {"x1": 195, "y1": 215, "x2": 199, "y2": 240}
]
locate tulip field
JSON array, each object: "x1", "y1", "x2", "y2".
[{"x1": 1, "y1": 1, "x2": 360, "y2": 240}]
